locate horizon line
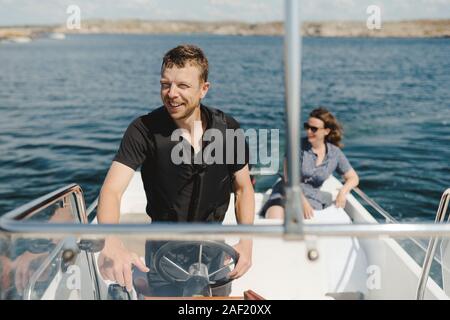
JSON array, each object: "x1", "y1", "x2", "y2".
[{"x1": 1, "y1": 17, "x2": 449, "y2": 28}]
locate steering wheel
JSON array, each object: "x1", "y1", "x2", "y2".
[{"x1": 153, "y1": 240, "x2": 239, "y2": 289}]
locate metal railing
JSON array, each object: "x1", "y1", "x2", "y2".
[
  {"x1": 416, "y1": 188, "x2": 450, "y2": 300},
  {"x1": 2, "y1": 183, "x2": 450, "y2": 302},
  {"x1": 353, "y1": 187, "x2": 397, "y2": 223},
  {"x1": 1, "y1": 184, "x2": 88, "y2": 224},
  {"x1": 7, "y1": 218, "x2": 450, "y2": 238},
  {"x1": 86, "y1": 196, "x2": 99, "y2": 221},
  {"x1": 24, "y1": 239, "x2": 67, "y2": 300},
  {"x1": 0, "y1": 183, "x2": 101, "y2": 300},
  {"x1": 283, "y1": 0, "x2": 304, "y2": 234},
  {"x1": 354, "y1": 187, "x2": 442, "y2": 265},
  {"x1": 3, "y1": 182, "x2": 450, "y2": 240}
]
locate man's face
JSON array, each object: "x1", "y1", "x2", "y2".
[{"x1": 160, "y1": 64, "x2": 209, "y2": 121}]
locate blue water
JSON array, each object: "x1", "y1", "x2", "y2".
[{"x1": 0, "y1": 35, "x2": 449, "y2": 221}]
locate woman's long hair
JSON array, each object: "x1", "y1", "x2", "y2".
[{"x1": 309, "y1": 107, "x2": 344, "y2": 148}]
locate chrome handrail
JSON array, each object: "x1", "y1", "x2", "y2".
[
  {"x1": 353, "y1": 187, "x2": 397, "y2": 223},
  {"x1": 24, "y1": 239, "x2": 68, "y2": 300},
  {"x1": 2, "y1": 182, "x2": 450, "y2": 240},
  {"x1": 86, "y1": 196, "x2": 99, "y2": 221},
  {"x1": 3, "y1": 182, "x2": 447, "y2": 242},
  {"x1": 417, "y1": 188, "x2": 450, "y2": 300},
  {"x1": 353, "y1": 187, "x2": 442, "y2": 265},
  {"x1": 0, "y1": 184, "x2": 88, "y2": 224},
  {"x1": 251, "y1": 169, "x2": 434, "y2": 260},
  {"x1": 284, "y1": 0, "x2": 304, "y2": 234},
  {"x1": 0, "y1": 184, "x2": 102, "y2": 299},
  {"x1": 6, "y1": 221, "x2": 450, "y2": 238},
  {"x1": 4, "y1": 184, "x2": 450, "y2": 301}
]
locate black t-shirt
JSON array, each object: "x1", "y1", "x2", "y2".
[
  {"x1": 113, "y1": 105, "x2": 249, "y2": 221},
  {"x1": 114, "y1": 105, "x2": 248, "y2": 173}
]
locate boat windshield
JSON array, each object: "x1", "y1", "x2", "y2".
[
  {"x1": 1, "y1": 230, "x2": 450, "y2": 300},
  {"x1": 1, "y1": 182, "x2": 450, "y2": 300}
]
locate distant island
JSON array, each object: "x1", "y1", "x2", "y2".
[{"x1": 1, "y1": 19, "x2": 449, "y2": 42}]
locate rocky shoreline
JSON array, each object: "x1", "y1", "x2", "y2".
[{"x1": 1, "y1": 19, "x2": 449, "y2": 42}]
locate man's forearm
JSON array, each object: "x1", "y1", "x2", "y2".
[
  {"x1": 97, "y1": 189, "x2": 121, "y2": 224},
  {"x1": 235, "y1": 186, "x2": 255, "y2": 225}
]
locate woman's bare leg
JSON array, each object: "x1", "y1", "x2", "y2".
[{"x1": 265, "y1": 205, "x2": 285, "y2": 219}]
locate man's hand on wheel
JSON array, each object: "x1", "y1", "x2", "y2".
[
  {"x1": 228, "y1": 239, "x2": 252, "y2": 279},
  {"x1": 98, "y1": 236, "x2": 149, "y2": 292}
]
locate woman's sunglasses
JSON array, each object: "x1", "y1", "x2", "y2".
[{"x1": 303, "y1": 122, "x2": 323, "y2": 133}]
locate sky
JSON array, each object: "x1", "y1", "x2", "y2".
[{"x1": 0, "y1": 0, "x2": 449, "y2": 26}]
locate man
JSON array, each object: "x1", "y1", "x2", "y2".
[{"x1": 97, "y1": 44, "x2": 255, "y2": 295}]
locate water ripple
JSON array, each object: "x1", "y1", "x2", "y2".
[{"x1": 0, "y1": 35, "x2": 449, "y2": 221}]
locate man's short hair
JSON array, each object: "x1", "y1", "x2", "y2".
[{"x1": 161, "y1": 44, "x2": 209, "y2": 83}]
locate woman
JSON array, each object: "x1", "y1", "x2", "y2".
[{"x1": 264, "y1": 107, "x2": 359, "y2": 219}]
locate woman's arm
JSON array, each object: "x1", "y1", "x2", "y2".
[{"x1": 336, "y1": 169, "x2": 359, "y2": 208}]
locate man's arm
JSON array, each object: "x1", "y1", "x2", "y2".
[
  {"x1": 97, "y1": 161, "x2": 149, "y2": 291},
  {"x1": 97, "y1": 161, "x2": 135, "y2": 223},
  {"x1": 228, "y1": 164, "x2": 254, "y2": 279},
  {"x1": 233, "y1": 164, "x2": 255, "y2": 225}
]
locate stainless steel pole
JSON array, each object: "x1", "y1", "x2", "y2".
[{"x1": 284, "y1": 0, "x2": 304, "y2": 234}]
